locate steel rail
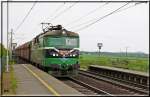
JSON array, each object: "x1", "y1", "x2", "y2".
[
  {"x1": 81, "y1": 69, "x2": 149, "y2": 89},
  {"x1": 68, "y1": 77, "x2": 112, "y2": 96},
  {"x1": 79, "y1": 70, "x2": 149, "y2": 95}
]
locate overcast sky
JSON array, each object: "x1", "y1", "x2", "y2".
[{"x1": 1, "y1": 0, "x2": 149, "y2": 54}]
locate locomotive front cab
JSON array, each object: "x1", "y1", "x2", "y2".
[
  {"x1": 43, "y1": 29, "x2": 80, "y2": 77},
  {"x1": 44, "y1": 48, "x2": 79, "y2": 73}
]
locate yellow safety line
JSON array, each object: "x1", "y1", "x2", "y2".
[{"x1": 22, "y1": 64, "x2": 60, "y2": 96}]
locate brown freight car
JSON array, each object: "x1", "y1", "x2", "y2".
[{"x1": 14, "y1": 41, "x2": 31, "y2": 62}]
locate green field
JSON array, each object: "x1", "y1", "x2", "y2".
[{"x1": 79, "y1": 54, "x2": 149, "y2": 73}]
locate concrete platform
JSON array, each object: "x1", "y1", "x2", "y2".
[
  {"x1": 13, "y1": 64, "x2": 83, "y2": 96},
  {"x1": 89, "y1": 65, "x2": 149, "y2": 77}
]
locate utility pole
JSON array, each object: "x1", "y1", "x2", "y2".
[
  {"x1": 6, "y1": 0, "x2": 9, "y2": 72},
  {"x1": 120, "y1": 48, "x2": 122, "y2": 57},
  {"x1": 125, "y1": 47, "x2": 129, "y2": 57},
  {"x1": 10, "y1": 29, "x2": 13, "y2": 60}
]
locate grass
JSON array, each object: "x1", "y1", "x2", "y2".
[
  {"x1": 79, "y1": 54, "x2": 149, "y2": 73},
  {"x1": 0, "y1": 43, "x2": 7, "y2": 57},
  {"x1": 2, "y1": 60, "x2": 17, "y2": 95},
  {"x1": 10, "y1": 61, "x2": 17, "y2": 94}
]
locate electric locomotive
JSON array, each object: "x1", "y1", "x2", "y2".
[{"x1": 15, "y1": 24, "x2": 80, "y2": 77}]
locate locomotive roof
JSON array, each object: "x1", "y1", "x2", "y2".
[{"x1": 38, "y1": 29, "x2": 79, "y2": 38}]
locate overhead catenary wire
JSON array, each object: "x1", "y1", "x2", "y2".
[
  {"x1": 14, "y1": 1, "x2": 37, "y2": 32},
  {"x1": 72, "y1": 2, "x2": 143, "y2": 32},
  {"x1": 43, "y1": 3, "x2": 66, "y2": 22},
  {"x1": 65, "y1": 2, "x2": 109, "y2": 27},
  {"x1": 114, "y1": 1, "x2": 142, "y2": 13},
  {"x1": 74, "y1": 2, "x2": 130, "y2": 31},
  {"x1": 49, "y1": 1, "x2": 79, "y2": 22},
  {"x1": 68, "y1": 3, "x2": 126, "y2": 29},
  {"x1": 32, "y1": 3, "x2": 65, "y2": 35}
]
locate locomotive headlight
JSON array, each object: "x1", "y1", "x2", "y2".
[
  {"x1": 69, "y1": 54, "x2": 76, "y2": 57},
  {"x1": 53, "y1": 53, "x2": 56, "y2": 56},
  {"x1": 56, "y1": 54, "x2": 58, "y2": 56},
  {"x1": 73, "y1": 54, "x2": 76, "y2": 57}
]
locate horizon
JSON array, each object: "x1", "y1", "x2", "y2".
[
  {"x1": 80, "y1": 50, "x2": 149, "y2": 54},
  {"x1": 1, "y1": 42, "x2": 149, "y2": 55}
]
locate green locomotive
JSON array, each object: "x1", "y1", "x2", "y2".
[{"x1": 15, "y1": 24, "x2": 80, "y2": 77}]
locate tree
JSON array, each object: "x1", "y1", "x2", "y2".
[{"x1": 0, "y1": 43, "x2": 7, "y2": 57}]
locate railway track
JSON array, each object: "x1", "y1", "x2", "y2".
[
  {"x1": 79, "y1": 70, "x2": 149, "y2": 95},
  {"x1": 57, "y1": 70, "x2": 148, "y2": 95},
  {"x1": 57, "y1": 77, "x2": 111, "y2": 95}
]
